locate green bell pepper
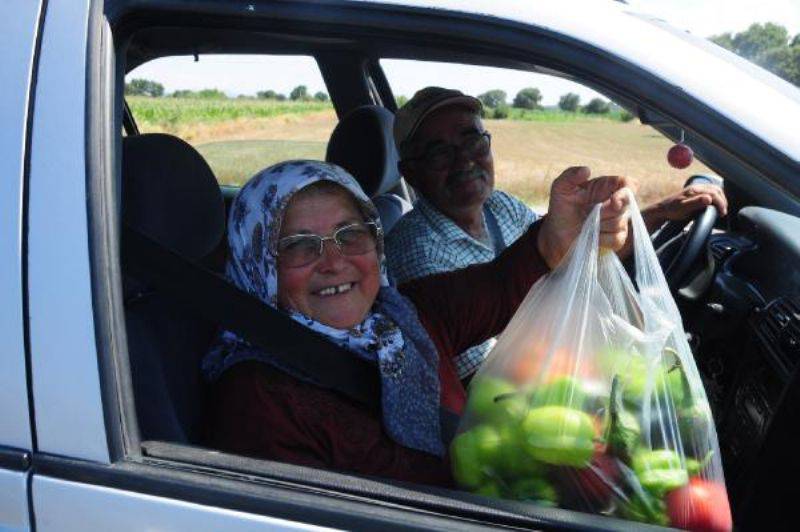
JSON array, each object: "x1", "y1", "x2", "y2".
[
  {"x1": 632, "y1": 449, "x2": 688, "y2": 497},
  {"x1": 520, "y1": 406, "x2": 596, "y2": 467}
]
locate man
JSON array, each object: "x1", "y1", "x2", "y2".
[{"x1": 385, "y1": 86, "x2": 727, "y2": 380}]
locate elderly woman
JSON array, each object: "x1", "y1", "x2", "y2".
[{"x1": 203, "y1": 160, "x2": 630, "y2": 487}]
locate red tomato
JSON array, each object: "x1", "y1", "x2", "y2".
[{"x1": 666, "y1": 478, "x2": 732, "y2": 532}]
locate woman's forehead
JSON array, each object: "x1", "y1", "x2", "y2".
[{"x1": 281, "y1": 189, "x2": 362, "y2": 234}]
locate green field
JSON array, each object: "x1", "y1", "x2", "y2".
[{"x1": 128, "y1": 95, "x2": 332, "y2": 127}]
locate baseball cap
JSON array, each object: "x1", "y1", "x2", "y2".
[{"x1": 393, "y1": 87, "x2": 482, "y2": 159}]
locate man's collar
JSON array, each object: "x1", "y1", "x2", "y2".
[{"x1": 415, "y1": 194, "x2": 494, "y2": 246}]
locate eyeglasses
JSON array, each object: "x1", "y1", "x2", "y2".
[
  {"x1": 275, "y1": 221, "x2": 382, "y2": 268},
  {"x1": 405, "y1": 131, "x2": 491, "y2": 172}
]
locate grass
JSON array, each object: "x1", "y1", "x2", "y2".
[
  {"x1": 502, "y1": 107, "x2": 633, "y2": 123},
  {"x1": 196, "y1": 140, "x2": 327, "y2": 185},
  {"x1": 130, "y1": 98, "x2": 713, "y2": 207}
]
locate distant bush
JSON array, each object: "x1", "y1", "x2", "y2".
[
  {"x1": 290, "y1": 85, "x2": 309, "y2": 101},
  {"x1": 257, "y1": 90, "x2": 279, "y2": 99},
  {"x1": 513, "y1": 87, "x2": 542, "y2": 110},
  {"x1": 558, "y1": 92, "x2": 580, "y2": 112},
  {"x1": 396, "y1": 95, "x2": 409, "y2": 108},
  {"x1": 313, "y1": 91, "x2": 329, "y2": 102},
  {"x1": 478, "y1": 89, "x2": 507, "y2": 109},
  {"x1": 583, "y1": 98, "x2": 610, "y2": 114},
  {"x1": 197, "y1": 88, "x2": 227, "y2": 99},
  {"x1": 492, "y1": 105, "x2": 510, "y2": 119},
  {"x1": 171, "y1": 88, "x2": 226, "y2": 99},
  {"x1": 620, "y1": 110, "x2": 636, "y2": 122},
  {"x1": 125, "y1": 78, "x2": 164, "y2": 97}
]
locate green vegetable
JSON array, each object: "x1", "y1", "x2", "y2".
[
  {"x1": 466, "y1": 377, "x2": 520, "y2": 425},
  {"x1": 621, "y1": 356, "x2": 685, "y2": 409},
  {"x1": 492, "y1": 424, "x2": 545, "y2": 478},
  {"x1": 686, "y1": 450, "x2": 715, "y2": 476},
  {"x1": 632, "y1": 449, "x2": 688, "y2": 497},
  {"x1": 474, "y1": 481, "x2": 503, "y2": 498},
  {"x1": 605, "y1": 375, "x2": 641, "y2": 464},
  {"x1": 678, "y1": 401, "x2": 713, "y2": 453},
  {"x1": 618, "y1": 489, "x2": 669, "y2": 526},
  {"x1": 508, "y1": 477, "x2": 558, "y2": 505},
  {"x1": 520, "y1": 406, "x2": 596, "y2": 467},
  {"x1": 530, "y1": 375, "x2": 587, "y2": 410},
  {"x1": 616, "y1": 458, "x2": 670, "y2": 525},
  {"x1": 637, "y1": 469, "x2": 690, "y2": 497},
  {"x1": 450, "y1": 424, "x2": 502, "y2": 488}
]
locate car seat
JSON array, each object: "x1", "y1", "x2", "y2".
[
  {"x1": 325, "y1": 105, "x2": 412, "y2": 234},
  {"x1": 122, "y1": 133, "x2": 225, "y2": 443}
]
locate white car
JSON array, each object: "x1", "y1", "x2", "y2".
[{"x1": 2, "y1": 0, "x2": 799, "y2": 530}]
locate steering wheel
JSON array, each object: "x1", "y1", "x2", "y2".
[{"x1": 650, "y1": 175, "x2": 722, "y2": 290}]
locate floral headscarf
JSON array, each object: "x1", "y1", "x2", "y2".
[{"x1": 203, "y1": 160, "x2": 443, "y2": 456}]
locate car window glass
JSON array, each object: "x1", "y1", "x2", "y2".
[
  {"x1": 126, "y1": 55, "x2": 335, "y2": 186},
  {"x1": 381, "y1": 59, "x2": 715, "y2": 212}
]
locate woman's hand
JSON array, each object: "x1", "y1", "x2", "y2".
[{"x1": 537, "y1": 166, "x2": 635, "y2": 269}]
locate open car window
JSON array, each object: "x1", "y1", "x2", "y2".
[
  {"x1": 118, "y1": 25, "x2": 719, "y2": 532},
  {"x1": 125, "y1": 54, "x2": 335, "y2": 187},
  {"x1": 382, "y1": 58, "x2": 717, "y2": 210}
]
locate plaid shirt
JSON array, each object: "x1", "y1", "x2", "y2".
[{"x1": 385, "y1": 190, "x2": 538, "y2": 378}]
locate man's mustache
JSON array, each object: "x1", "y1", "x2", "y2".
[{"x1": 447, "y1": 166, "x2": 487, "y2": 187}]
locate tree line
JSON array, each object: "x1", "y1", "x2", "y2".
[
  {"x1": 124, "y1": 80, "x2": 329, "y2": 102},
  {"x1": 711, "y1": 22, "x2": 799, "y2": 87},
  {"x1": 470, "y1": 88, "x2": 617, "y2": 118}
]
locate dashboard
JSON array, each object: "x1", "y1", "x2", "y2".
[{"x1": 688, "y1": 207, "x2": 800, "y2": 519}]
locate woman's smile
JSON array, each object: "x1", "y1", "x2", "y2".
[{"x1": 312, "y1": 281, "x2": 356, "y2": 297}]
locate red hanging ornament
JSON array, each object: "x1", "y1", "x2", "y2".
[{"x1": 667, "y1": 130, "x2": 694, "y2": 169}]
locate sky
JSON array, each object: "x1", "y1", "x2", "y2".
[{"x1": 128, "y1": 0, "x2": 800, "y2": 105}]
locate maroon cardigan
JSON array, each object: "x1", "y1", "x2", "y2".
[{"x1": 206, "y1": 219, "x2": 550, "y2": 486}]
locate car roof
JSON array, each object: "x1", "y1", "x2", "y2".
[{"x1": 354, "y1": 0, "x2": 800, "y2": 162}]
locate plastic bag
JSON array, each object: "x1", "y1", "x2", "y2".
[{"x1": 452, "y1": 191, "x2": 732, "y2": 531}]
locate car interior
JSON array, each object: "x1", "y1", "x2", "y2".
[{"x1": 109, "y1": 3, "x2": 800, "y2": 529}]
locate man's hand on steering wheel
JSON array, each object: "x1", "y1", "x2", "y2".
[
  {"x1": 641, "y1": 183, "x2": 728, "y2": 233},
  {"x1": 640, "y1": 179, "x2": 728, "y2": 289}
]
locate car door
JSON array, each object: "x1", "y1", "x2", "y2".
[
  {"x1": 0, "y1": 1, "x2": 41, "y2": 530},
  {"x1": 21, "y1": 1, "x2": 335, "y2": 529}
]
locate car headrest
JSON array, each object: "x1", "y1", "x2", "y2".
[
  {"x1": 122, "y1": 133, "x2": 225, "y2": 261},
  {"x1": 326, "y1": 105, "x2": 401, "y2": 198}
]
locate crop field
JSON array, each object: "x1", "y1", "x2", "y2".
[
  {"x1": 128, "y1": 95, "x2": 332, "y2": 132},
  {"x1": 130, "y1": 98, "x2": 713, "y2": 207}
]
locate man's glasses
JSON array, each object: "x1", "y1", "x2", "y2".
[
  {"x1": 275, "y1": 221, "x2": 381, "y2": 268},
  {"x1": 405, "y1": 131, "x2": 491, "y2": 172}
]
